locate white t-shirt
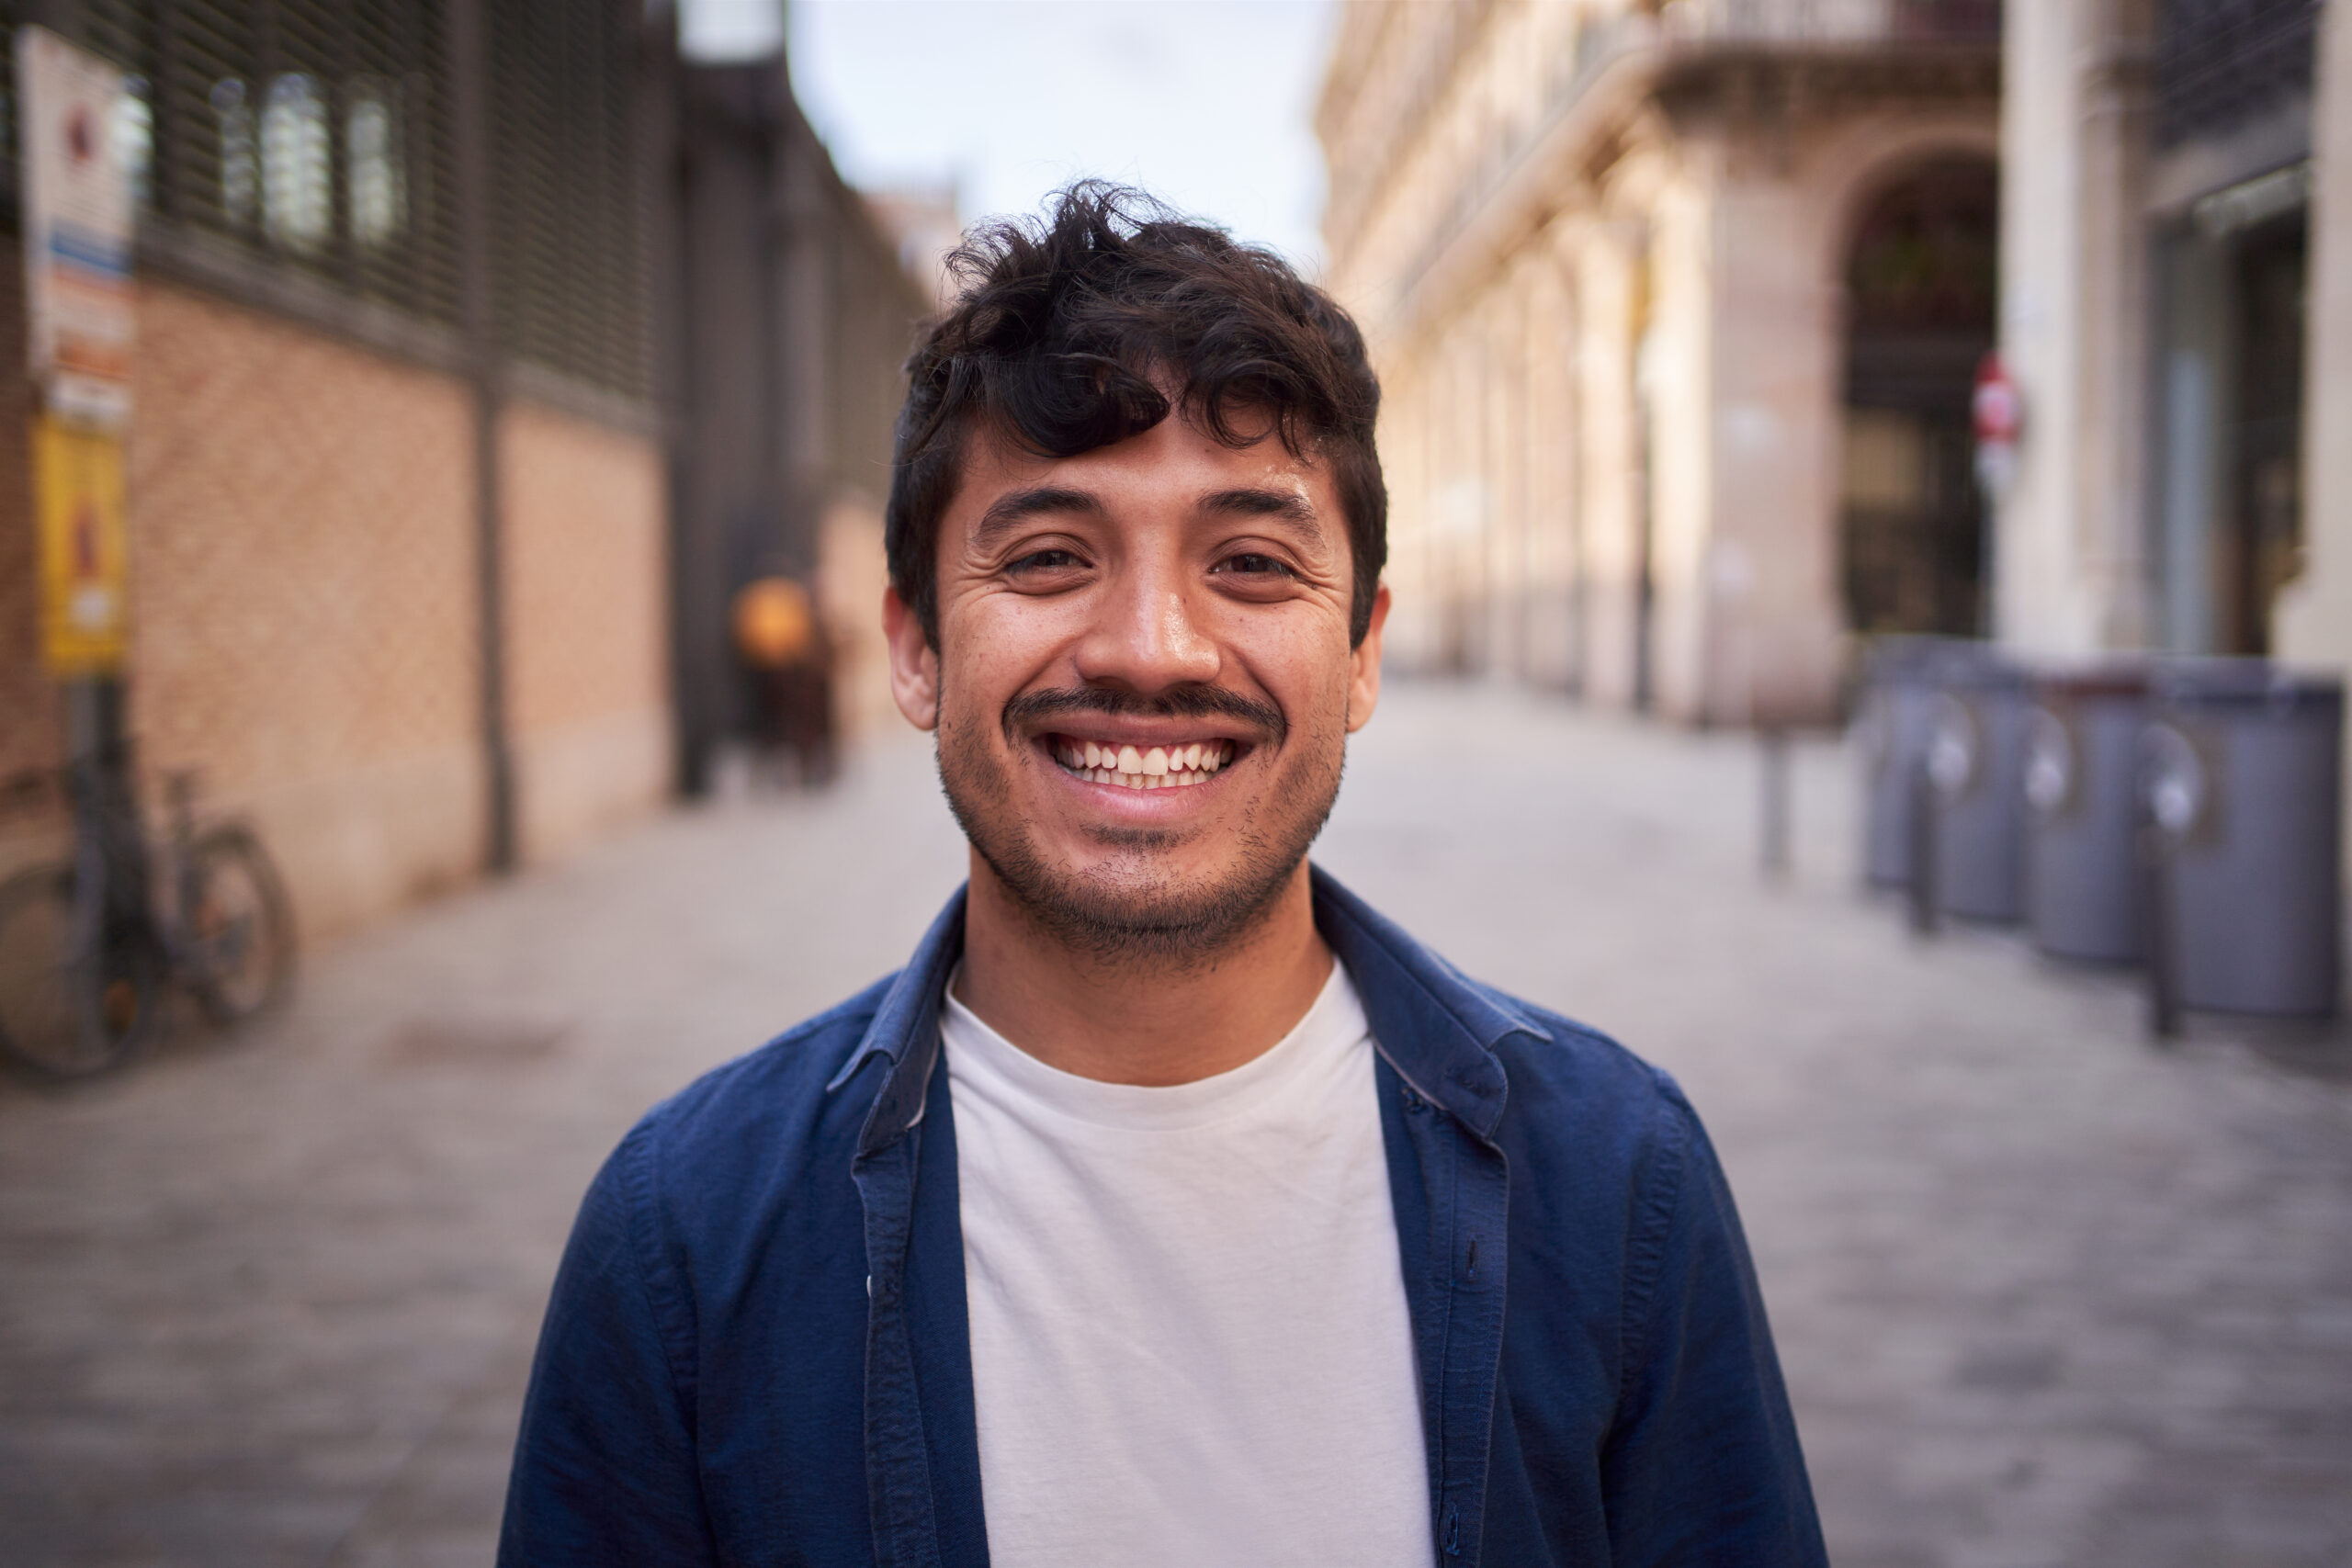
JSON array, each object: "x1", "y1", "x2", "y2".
[{"x1": 941, "y1": 962, "x2": 1434, "y2": 1568}]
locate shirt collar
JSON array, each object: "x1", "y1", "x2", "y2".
[
  {"x1": 829, "y1": 866, "x2": 1544, "y2": 1150},
  {"x1": 826, "y1": 886, "x2": 966, "y2": 1156},
  {"x1": 1307, "y1": 863, "x2": 1544, "y2": 1141}
]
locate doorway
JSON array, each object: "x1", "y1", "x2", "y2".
[
  {"x1": 2154, "y1": 181, "x2": 2309, "y2": 657},
  {"x1": 1838, "y1": 158, "x2": 1999, "y2": 638}
]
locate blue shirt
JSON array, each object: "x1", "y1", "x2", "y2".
[{"x1": 500, "y1": 867, "x2": 1827, "y2": 1567}]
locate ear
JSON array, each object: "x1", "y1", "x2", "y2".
[
  {"x1": 1344, "y1": 582, "x2": 1390, "y2": 734},
  {"x1": 882, "y1": 585, "x2": 940, "y2": 731}
]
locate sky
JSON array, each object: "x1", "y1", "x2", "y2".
[{"x1": 677, "y1": 0, "x2": 1339, "y2": 276}]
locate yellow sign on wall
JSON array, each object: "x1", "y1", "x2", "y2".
[{"x1": 32, "y1": 414, "x2": 129, "y2": 675}]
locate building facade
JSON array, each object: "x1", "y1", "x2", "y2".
[
  {"x1": 0, "y1": 1, "x2": 927, "y2": 945},
  {"x1": 1990, "y1": 0, "x2": 2351, "y2": 858},
  {"x1": 644, "y1": 49, "x2": 932, "y2": 791},
  {"x1": 1318, "y1": 0, "x2": 2001, "y2": 724},
  {"x1": 1995, "y1": 0, "x2": 2344, "y2": 670},
  {"x1": 0, "y1": 0, "x2": 673, "y2": 942}
]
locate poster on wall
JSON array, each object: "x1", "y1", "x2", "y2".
[
  {"x1": 17, "y1": 26, "x2": 134, "y2": 674},
  {"x1": 31, "y1": 414, "x2": 129, "y2": 676},
  {"x1": 17, "y1": 25, "x2": 135, "y2": 430}
]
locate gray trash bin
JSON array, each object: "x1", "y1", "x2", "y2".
[
  {"x1": 1857, "y1": 637, "x2": 1987, "y2": 888},
  {"x1": 2023, "y1": 662, "x2": 2150, "y2": 963},
  {"x1": 2144, "y1": 660, "x2": 2344, "y2": 1017},
  {"x1": 1927, "y1": 653, "x2": 2031, "y2": 923}
]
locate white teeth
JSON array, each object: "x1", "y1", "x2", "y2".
[{"x1": 1053, "y1": 738, "x2": 1236, "y2": 789}]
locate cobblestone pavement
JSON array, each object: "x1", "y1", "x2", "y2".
[{"x1": 4, "y1": 682, "x2": 2350, "y2": 1567}]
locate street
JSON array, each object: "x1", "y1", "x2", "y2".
[{"x1": 4, "y1": 682, "x2": 2349, "y2": 1567}]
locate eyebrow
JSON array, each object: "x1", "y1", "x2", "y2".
[
  {"x1": 1197, "y1": 487, "x2": 1324, "y2": 542},
  {"x1": 973, "y1": 486, "x2": 1105, "y2": 548},
  {"x1": 969, "y1": 482, "x2": 1326, "y2": 547}
]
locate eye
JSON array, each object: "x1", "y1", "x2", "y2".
[
  {"x1": 1007, "y1": 547, "x2": 1086, "y2": 573},
  {"x1": 1216, "y1": 552, "x2": 1297, "y2": 579}
]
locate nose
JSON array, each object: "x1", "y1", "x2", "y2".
[{"x1": 1070, "y1": 561, "x2": 1221, "y2": 696}]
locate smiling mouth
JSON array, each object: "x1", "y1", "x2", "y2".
[{"x1": 1046, "y1": 735, "x2": 1238, "y2": 791}]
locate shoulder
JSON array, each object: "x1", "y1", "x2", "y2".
[
  {"x1": 1463, "y1": 985, "x2": 1750, "y2": 1334},
  {"x1": 1466, "y1": 980, "x2": 1707, "y2": 1188},
  {"x1": 1486, "y1": 982, "x2": 1690, "y2": 1115},
  {"x1": 605, "y1": 974, "x2": 898, "y2": 1227}
]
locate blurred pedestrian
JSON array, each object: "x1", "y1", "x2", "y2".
[
  {"x1": 731, "y1": 573, "x2": 838, "y2": 787},
  {"x1": 503, "y1": 184, "x2": 1826, "y2": 1568}
]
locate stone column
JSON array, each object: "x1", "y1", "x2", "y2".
[
  {"x1": 1522, "y1": 234, "x2": 1581, "y2": 693},
  {"x1": 1996, "y1": 0, "x2": 2154, "y2": 656},
  {"x1": 1706, "y1": 140, "x2": 1849, "y2": 727},
  {"x1": 1570, "y1": 219, "x2": 1645, "y2": 709},
  {"x1": 2273, "y1": 0, "x2": 2352, "y2": 864},
  {"x1": 1643, "y1": 166, "x2": 1718, "y2": 722}
]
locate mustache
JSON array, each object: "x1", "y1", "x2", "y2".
[{"x1": 1002, "y1": 685, "x2": 1287, "y2": 746}]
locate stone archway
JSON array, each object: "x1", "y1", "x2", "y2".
[{"x1": 1837, "y1": 156, "x2": 2000, "y2": 638}]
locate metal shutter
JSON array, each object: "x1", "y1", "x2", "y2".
[{"x1": 7, "y1": 0, "x2": 649, "y2": 400}]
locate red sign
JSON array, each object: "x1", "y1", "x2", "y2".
[{"x1": 1973, "y1": 351, "x2": 2020, "y2": 446}]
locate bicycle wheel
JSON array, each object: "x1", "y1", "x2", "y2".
[
  {"x1": 0, "y1": 863, "x2": 166, "y2": 1080},
  {"x1": 182, "y1": 827, "x2": 296, "y2": 1026}
]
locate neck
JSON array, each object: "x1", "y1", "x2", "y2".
[{"x1": 955, "y1": 857, "x2": 1333, "y2": 1086}]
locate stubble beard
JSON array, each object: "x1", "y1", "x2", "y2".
[{"x1": 934, "y1": 679, "x2": 1346, "y2": 970}]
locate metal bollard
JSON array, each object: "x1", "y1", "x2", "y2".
[
  {"x1": 1759, "y1": 727, "x2": 1791, "y2": 881},
  {"x1": 2139, "y1": 788, "x2": 2182, "y2": 1043},
  {"x1": 1908, "y1": 751, "x2": 1939, "y2": 936}
]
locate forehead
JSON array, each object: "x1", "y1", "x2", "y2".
[{"x1": 944, "y1": 412, "x2": 1337, "y2": 536}]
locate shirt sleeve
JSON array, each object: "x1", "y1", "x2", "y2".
[
  {"x1": 498, "y1": 1121, "x2": 721, "y2": 1567},
  {"x1": 1600, "y1": 1084, "x2": 1829, "y2": 1567}
]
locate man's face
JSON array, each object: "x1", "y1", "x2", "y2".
[{"x1": 884, "y1": 409, "x2": 1388, "y2": 961}]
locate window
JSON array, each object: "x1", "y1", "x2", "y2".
[
  {"x1": 260, "y1": 73, "x2": 329, "y2": 254},
  {"x1": 211, "y1": 77, "x2": 258, "y2": 231},
  {"x1": 109, "y1": 76, "x2": 151, "y2": 209},
  {"x1": 345, "y1": 82, "x2": 406, "y2": 250},
  {"x1": 33, "y1": 0, "x2": 649, "y2": 400}
]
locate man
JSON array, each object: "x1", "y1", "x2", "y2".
[{"x1": 501, "y1": 184, "x2": 1826, "y2": 1567}]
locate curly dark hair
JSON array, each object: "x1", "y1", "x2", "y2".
[{"x1": 886, "y1": 182, "x2": 1386, "y2": 647}]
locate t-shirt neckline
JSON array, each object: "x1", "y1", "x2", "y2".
[{"x1": 940, "y1": 960, "x2": 1364, "y2": 1134}]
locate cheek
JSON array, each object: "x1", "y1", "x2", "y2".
[
  {"x1": 1225, "y1": 612, "x2": 1355, "y2": 722},
  {"x1": 939, "y1": 600, "x2": 1047, "y2": 713}
]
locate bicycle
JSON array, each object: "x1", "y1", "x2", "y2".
[{"x1": 0, "y1": 751, "x2": 295, "y2": 1080}]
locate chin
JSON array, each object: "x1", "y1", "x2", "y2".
[
  {"x1": 962, "y1": 809, "x2": 1307, "y2": 964},
  {"x1": 1003, "y1": 858, "x2": 1300, "y2": 965}
]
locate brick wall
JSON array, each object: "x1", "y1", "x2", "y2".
[
  {"x1": 501, "y1": 400, "x2": 671, "y2": 863},
  {"x1": 0, "y1": 254, "x2": 672, "y2": 942},
  {"x1": 129, "y1": 282, "x2": 485, "y2": 940}
]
